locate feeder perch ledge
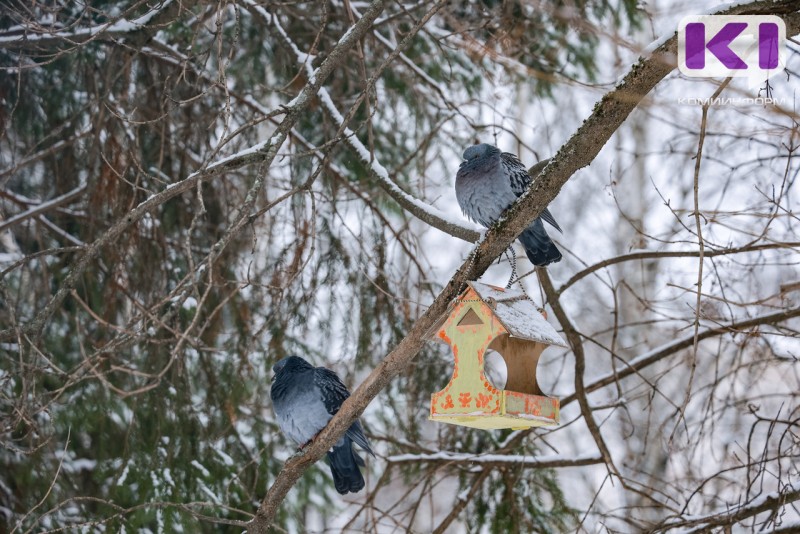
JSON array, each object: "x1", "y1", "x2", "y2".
[{"x1": 429, "y1": 282, "x2": 567, "y2": 430}]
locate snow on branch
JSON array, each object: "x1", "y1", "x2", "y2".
[
  {"x1": 654, "y1": 482, "x2": 800, "y2": 532},
  {"x1": 0, "y1": 184, "x2": 87, "y2": 233},
  {"x1": 260, "y1": 2, "x2": 482, "y2": 243},
  {"x1": 387, "y1": 451, "x2": 603, "y2": 470},
  {"x1": 316, "y1": 88, "x2": 482, "y2": 242},
  {"x1": 0, "y1": 0, "x2": 175, "y2": 49}
]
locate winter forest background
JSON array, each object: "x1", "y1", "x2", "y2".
[{"x1": 1, "y1": 0, "x2": 799, "y2": 532}]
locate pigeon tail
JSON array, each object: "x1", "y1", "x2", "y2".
[
  {"x1": 519, "y1": 219, "x2": 562, "y2": 266},
  {"x1": 327, "y1": 438, "x2": 366, "y2": 494}
]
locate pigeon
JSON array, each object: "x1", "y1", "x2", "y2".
[
  {"x1": 455, "y1": 143, "x2": 562, "y2": 266},
  {"x1": 270, "y1": 355, "x2": 374, "y2": 495}
]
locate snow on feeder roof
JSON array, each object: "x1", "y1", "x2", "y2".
[
  {"x1": 429, "y1": 282, "x2": 567, "y2": 430},
  {"x1": 467, "y1": 282, "x2": 567, "y2": 347}
]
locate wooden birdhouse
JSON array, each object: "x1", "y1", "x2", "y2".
[{"x1": 429, "y1": 282, "x2": 567, "y2": 430}]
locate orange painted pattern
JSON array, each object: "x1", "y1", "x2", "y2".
[
  {"x1": 505, "y1": 390, "x2": 559, "y2": 420},
  {"x1": 441, "y1": 394, "x2": 454, "y2": 410}
]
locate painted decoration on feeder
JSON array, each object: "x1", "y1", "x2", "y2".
[{"x1": 429, "y1": 282, "x2": 567, "y2": 430}]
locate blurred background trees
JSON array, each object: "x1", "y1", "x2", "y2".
[{"x1": 1, "y1": 0, "x2": 798, "y2": 531}]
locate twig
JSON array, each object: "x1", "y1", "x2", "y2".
[{"x1": 671, "y1": 77, "x2": 732, "y2": 444}]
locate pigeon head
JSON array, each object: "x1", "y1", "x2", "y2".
[
  {"x1": 462, "y1": 143, "x2": 499, "y2": 162},
  {"x1": 272, "y1": 355, "x2": 313, "y2": 379}
]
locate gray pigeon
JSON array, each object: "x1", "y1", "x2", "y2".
[
  {"x1": 270, "y1": 355, "x2": 374, "y2": 495},
  {"x1": 455, "y1": 143, "x2": 562, "y2": 266}
]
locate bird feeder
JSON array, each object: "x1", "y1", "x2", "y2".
[{"x1": 429, "y1": 282, "x2": 567, "y2": 430}]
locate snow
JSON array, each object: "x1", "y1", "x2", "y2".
[
  {"x1": 736, "y1": 481, "x2": 799, "y2": 510},
  {"x1": 206, "y1": 139, "x2": 270, "y2": 171},
  {"x1": 198, "y1": 481, "x2": 221, "y2": 504},
  {"x1": 162, "y1": 468, "x2": 175, "y2": 488},
  {"x1": 181, "y1": 297, "x2": 197, "y2": 310},
  {"x1": 658, "y1": 482, "x2": 800, "y2": 530},
  {"x1": 0, "y1": 183, "x2": 86, "y2": 232},
  {"x1": 191, "y1": 460, "x2": 211, "y2": 478},
  {"x1": 268, "y1": 6, "x2": 482, "y2": 239},
  {"x1": 387, "y1": 451, "x2": 601, "y2": 465},
  {"x1": 117, "y1": 459, "x2": 132, "y2": 486},
  {"x1": 469, "y1": 282, "x2": 567, "y2": 347},
  {"x1": 234, "y1": 420, "x2": 256, "y2": 451},
  {"x1": 640, "y1": 0, "x2": 786, "y2": 58},
  {"x1": 641, "y1": 29, "x2": 676, "y2": 56},
  {"x1": 512, "y1": 413, "x2": 559, "y2": 422},
  {"x1": 213, "y1": 446, "x2": 235, "y2": 466},
  {"x1": 0, "y1": 0, "x2": 173, "y2": 44},
  {"x1": 316, "y1": 87, "x2": 481, "y2": 236},
  {"x1": 63, "y1": 458, "x2": 97, "y2": 473}
]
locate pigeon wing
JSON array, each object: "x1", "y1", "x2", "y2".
[
  {"x1": 501, "y1": 152, "x2": 562, "y2": 234},
  {"x1": 313, "y1": 367, "x2": 374, "y2": 456},
  {"x1": 314, "y1": 367, "x2": 350, "y2": 415},
  {"x1": 501, "y1": 152, "x2": 531, "y2": 197}
]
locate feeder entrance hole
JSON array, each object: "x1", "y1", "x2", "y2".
[{"x1": 486, "y1": 334, "x2": 545, "y2": 396}]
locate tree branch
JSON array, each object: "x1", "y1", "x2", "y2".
[
  {"x1": 539, "y1": 267, "x2": 622, "y2": 480},
  {"x1": 0, "y1": 0, "x2": 180, "y2": 51},
  {"x1": 258, "y1": 0, "x2": 483, "y2": 243},
  {"x1": 0, "y1": 184, "x2": 87, "y2": 233},
  {"x1": 386, "y1": 452, "x2": 603, "y2": 470},
  {"x1": 649, "y1": 482, "x2": 800, "y2": 533},
  {"x1": 432, "y1": 470, "x2": 490, "y2": 534},
  {"x1": 561, "y1": 305, "x2": 800, "y2": 407},
  {"x1": 557, "y1": 242, "x2": 800, "y2": 295}
]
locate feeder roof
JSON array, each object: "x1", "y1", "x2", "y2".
[{"x1": 468, "y1": 282, "x2": 568, "y2": 347}]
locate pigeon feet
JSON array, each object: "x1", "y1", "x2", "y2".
[{"x1": 298, "y1": 431, "x2": 323, "y2": 451}]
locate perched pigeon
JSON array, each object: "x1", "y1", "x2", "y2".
[
  {"x1": 455, "y1": 143, "x2": 562, "y2": 266},
  {"x1": 270, "y1": 355, "x2": 374, "y2": 495}
]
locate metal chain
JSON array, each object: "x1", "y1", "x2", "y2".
[
  {"x1": 515, "y1": 278, "x2": 536, "y2": 308},
  {"x1": 453, "y1": 245, "x2": 539, "y2": 311},
  {"x1": 505, "y1": 247, "x2": 517, "y2": 289}
]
